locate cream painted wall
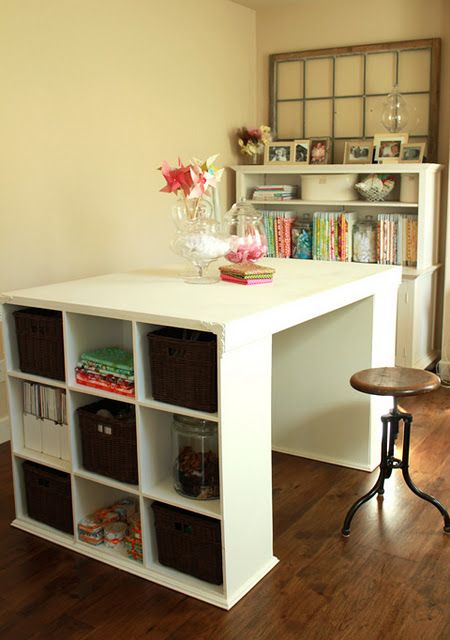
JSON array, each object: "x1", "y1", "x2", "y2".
[
  {"x1": 0, "y1": 0, "x2": 256, "y2": 293},
  {"x1": 0, "y1": 0, "x2": 256, "y2": 421}
]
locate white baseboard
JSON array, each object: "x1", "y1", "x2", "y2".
[{"x1": 0, "y1": 416, "x2": 10, "y2": 444}]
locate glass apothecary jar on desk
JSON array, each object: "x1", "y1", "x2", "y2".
[{"x1": 172, "y1": 415, "x2": 219, "y2": 500}]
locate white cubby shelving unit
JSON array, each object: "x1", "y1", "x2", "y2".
[
  {"x1": 1, "y1": 261, "x2": 402, "y2": 608},
  {"x1": 0, "y1": 298, "x2": 270, "y2": 609},
  {"x1": 233, "y1": 162, "x2": 442, "y2": 369}
]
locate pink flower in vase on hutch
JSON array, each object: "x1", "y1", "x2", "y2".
[{"x1": 237, "y1": 125, "x2": 271, "y2": 164}]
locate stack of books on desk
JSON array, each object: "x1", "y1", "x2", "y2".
[
  {"x1": 252, "y1": 185, "x2": 297, "y2": 201},
  {"x1": 219, "y1": 262, "x2": 275, "y2": 285}
]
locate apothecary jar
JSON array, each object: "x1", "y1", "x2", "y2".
[
  {"x1": 171, "y1": 198, "x2": 230, "y2": 284},
  {"x1": 172, "y1": 414, "x2": 219, "y2": 500},
  {"x1": 352, "y1": 219, "x2": 377, "y2": 263},
  {"x1": 224, "y1": 201, "x2": 268, "y2": 263}
]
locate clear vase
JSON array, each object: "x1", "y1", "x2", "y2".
[
  {"x1": 171, "y1": 199, "x2": 230, "y2": 284},
  {"x1": 242, "y1": 150, "x2": 264, "y2": 165}
]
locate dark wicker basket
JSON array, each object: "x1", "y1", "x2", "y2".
[
  {"x1": 23, "y1": 461, "x2": 73, "y2": 533},
  {"x1": 14, "y1": 308, "x2": 65, "y2": 381},
  {"x1": 77, "y1": 399, "x2": 138, "y2": 484},
  {"x1": 147, "y1": 328, "x2": 217, "y2": 412},
  {"x1": 152, "y1": 501, "x2": 222, "y2": 584}
]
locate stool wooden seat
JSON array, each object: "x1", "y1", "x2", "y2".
[
  {"x1": 350, "y1": 366, "x2": 440, "y2": 397},
  {"x1": 342, "y1": 366, "x2": 450, "y2": 537}
]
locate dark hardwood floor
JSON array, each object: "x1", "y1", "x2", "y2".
[{"x1": 1, "y1": 388, "x2": 449, "y2": 639}]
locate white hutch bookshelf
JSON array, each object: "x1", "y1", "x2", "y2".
[{"x1": 233, "y1": 162, "x2": 442, "y2": 369}]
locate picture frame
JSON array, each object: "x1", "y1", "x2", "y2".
[
  {"x1": 292, "y1": 139, "x2": 310, "y2": 164},
  {"x1": 399, "y1": 142, "x2": 426, "y2": 163},
  {"x1": 373, "y1": 133, "x2": 409, "y2": 163},
  {"x1": 309, "y1": 138, "x2": 330, "y2": 164},
  {"x1": 344, "y1": 140, "x2": 374, "y2": 164},
  {"x1": 265, "y1": 141, "x2": 294, "y2": 164}
]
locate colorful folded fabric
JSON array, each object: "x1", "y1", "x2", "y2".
[
  {"x1": 220, "y1": 274, "x2": 273, "y2": 285},
  {"x1": 219, "y1": 262, "x2": 275, "y2": 285},
  {"x1": 219, "y1": 262, "x2": 275, "y2": 277},
  {"x1": 77, "y1": 361, "x2": 135, "y2": 383},
  {"x1": 75, "y1": 368, "x2": 135, "y2": 397},
  {"x1": 80, "y1": 347, "x2": 134, "y2": 375}
]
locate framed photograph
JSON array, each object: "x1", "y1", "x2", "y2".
[
  {"x1": 373, "y1": 133, "x2": 408, "y2": 163},
  {"x1": 265, "y1": 141, "x2": 293, "y2": 164},
  {"x1": 400, "y1": 142, "x2": 426, "y2": 163},
  {"x1": 344, "y1": 140, "x2": 374, "y2": 164},
  {"x1": 293, "y1": 139, "x2": 310, "y2": 164},
  {"x1": 309, "y1": 138, "x2": 330, "y2": 164}
]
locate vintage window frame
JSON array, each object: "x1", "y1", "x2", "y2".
[{"x1": 269, "y1": 39, "x2": 441, "y2": 162}]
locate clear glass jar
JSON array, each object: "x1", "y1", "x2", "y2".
[
  {"x1": 224, "y1": 201, "x2": 267, "y2": 263},
  {"x1": 170, "y1": 199, "x2": 230, "y2": 284},
  {"x1": 352, "y1": 219, "x2": 377, "y2": 263},
  {"x1": 172, "y1": 414, "x2": 219, "y2": 500},
  {"x1": 291, "y1": 214, "x2": 313, "y2": 259}
]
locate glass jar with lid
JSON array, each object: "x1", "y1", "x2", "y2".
[
  {"x1": 224, "y1": 201, "x2": 267, "y2": 263},
  {"x1": 172, "y1": 414, "x2": 219, "y2": 500},
  {"x1": 352, "y1": 218, "x2": 377, "y2": 263}
]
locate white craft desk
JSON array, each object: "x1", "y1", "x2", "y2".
[{"x1": 1, "y1": 259, "x2": 401, "y2": 608}]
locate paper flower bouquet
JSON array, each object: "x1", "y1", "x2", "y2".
[{"x1": 237, "y1": 125, "x2": 271, "y2": 157}]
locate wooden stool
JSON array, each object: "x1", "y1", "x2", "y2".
[{"x1": 342, "y1": 366, "x2": 450, "y2": 537}]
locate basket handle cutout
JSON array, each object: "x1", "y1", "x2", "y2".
[
  {"x1": 97, "y1": 424, "x2": 112, "y2": 436},
  {"x1": 38, "y1": 478, "x2": 50, "y2": 487}
]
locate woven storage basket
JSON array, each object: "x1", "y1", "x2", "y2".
[
  {"x1": 152, "y1": 501, "x2": 223, "y2": 584},
  {"x1": 14, "y1": 308, "x2": 65, "y2": 381},
  {"x1": 147, "y1": 328, "x2": 217, "y2": 412},
  {"x1": 23, "y1": 461, "x2": 73, "y2": 533},
  {"x1": 354, "y1": 174, "x2": 395, "y2": 202},
  {"x1": 77, "y1": 399, "x2": 138, "y2": 484}
]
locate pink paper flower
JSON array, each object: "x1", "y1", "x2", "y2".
[
  {"x1": 160, "y1": 159, "x2": 193, "y2": 197},
  {"x1": 159, "y1": 154, "x2": 223, "y2": 220},
  {"x1": 189, "y1": 164, "x2": 208, "y2": 199}
]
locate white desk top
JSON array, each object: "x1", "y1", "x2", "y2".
[{"x1": 2, "y1": 260, "x2": 401, "y2": 351}]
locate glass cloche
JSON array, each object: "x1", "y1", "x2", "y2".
[{"x1": 224, "y1": 201, "x2": 268, "y2": 263}]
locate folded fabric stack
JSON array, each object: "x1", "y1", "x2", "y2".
[
  {"x1": 75, "y1": 347, "x2": 135, "y2": 397},
  {"x1": 219, "y1": 262, "x2": 275, "y2": 285}
]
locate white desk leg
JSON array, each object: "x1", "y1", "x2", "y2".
[
  {"x1": 272, "y1": 288, "x2": 398, "y2": 472},
  {"x1": 218, "y1": 334, "x2": 278, "y2": 608}
]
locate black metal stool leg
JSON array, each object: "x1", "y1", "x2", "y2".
[
  {"x1": 401, "y1": 415, "x2": 450, "y2": 534},
  {"x1": 342, "y1": 415, "x2": 389, "y2": 537},
  {"x1": 384, "y1": 413, "x2": 399, "y2": 480},
  {"x1": 377, "y1": 415, "x2": 392, "y2": 494}
]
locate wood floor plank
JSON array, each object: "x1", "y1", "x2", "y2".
[{"x1": 0, "y1": 387, "x2": 449, "y2": 639}]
